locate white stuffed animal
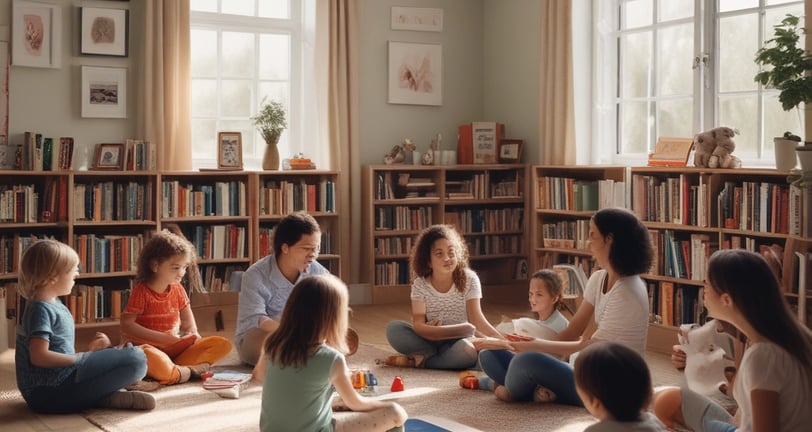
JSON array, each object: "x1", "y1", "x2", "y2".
[{"x1": 678, "y1": 319, "x2": 736, "y2": 396}]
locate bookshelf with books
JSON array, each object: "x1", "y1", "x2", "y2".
[
  {"x1": 363, "y1": 164, "x2": 528, "y2": 304},
  {"x1": 255, "y1": 170, "x2": 341, "y2": 277},
  {"x1": 531, "y1": 165, "x2": 628, "y2": 294}
]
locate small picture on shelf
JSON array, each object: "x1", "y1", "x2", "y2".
[
  {"x1": 499, "y1": 139, "x2": 523, "y2": 163},
  {"x1": 93, "y1": 143, "x2": 124, "y2": 170},
  {"x1": 217, "y1": 131, "x2": 243, "y2": 170},
  {"x1": 515, "y1": 259, "x2": 529, "y2": 280}
]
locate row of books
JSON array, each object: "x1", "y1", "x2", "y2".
[
  {"x1": 73, "y1": 181, "x2": 153, "y2": 222},
  {"x1": 374, "y1": 260, "x2": 410, "y2": 285},
  {"x1": 257, "y1": 227, "x2": 333, "y2": 257},
  {"x1": 443, "y1": 208, "x2": 524, "y2": 233},
  {"x1": 788, "y1": 181, "x2": 812, "y2": 237},
  {"x1": 197, "y1": 264, "x2": 244, "y2": 293},
  {"x1": 375, "y1": 235, "x2": 415, "y2": 256},
  {"x1": 632, "y1": 174, "x2": 709, "y2": 227},
  {"x1": 648, "y1": 229, "x2": 714, "y2": 281},
  {"x1": 161, "y1": 180, "x2": 247, "y2": 218},
  {"x1": 0, "y1": 184, "x2": 37, "y2": 223},
  {"x1": 73, "y1": 234, "x2": 145, "y2": 274},
  {"x1": 6, "y1": 282, "x2": 133, "y2": 325},
  {"x1": 374, "y1": 205, "x2": 433, "y2": 231},
  {"x1": 0, "y1": 133, "x2": 75, "y2": 171},
  {"x1": 186, "y1": 224, "x2": 247, "y2": 260},
  {"x1": 648, "y1": 281, "x2": 703, "y2": 327},
  {"x1": 466, "y1": 234, "x2": 523, "y2": 255},
  {"x1": 258, "y1": 179, "x2": 336, "y2": 215},
  {"x1": 718, "y1": 180, "x2": 789, "y2": 234},
  {"x1": 537, "y1": 177, "x2": 626, "y2": 211},
  {"x1": 541, "y1": 219, "x2": 590, "y2": 250},
  {"x1": 0, "y1": 234, "x2": 54, "y2": 275},
  {"x1": 122, "y1": 139, "x2": 157, "y2": 171}
]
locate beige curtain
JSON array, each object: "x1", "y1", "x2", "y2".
[
  {"x1": 138, "y1": 0, "x2": 192, "y2": 171},
  {"x1": 327, "y1": 1, "x2": 360, "y2": 283},
  {"x1": 539, "y1": 0, "x2": 575, "y2": 165}
]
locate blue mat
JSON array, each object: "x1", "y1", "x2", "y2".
[{"x1": 404, "y1": 418, "x2": 451, "y2": 432}]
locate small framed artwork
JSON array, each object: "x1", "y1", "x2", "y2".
[
  {"x1": 388, "y1": 41, "x2": 442, "y2": 106},
  {"x1": 81, "y1": 7, "x2": 129, "y2": 57},
  {"x1": 11, "y1": 0, "x2": 62, "y2": 68},
  {"x1": 498, "y1": 139, "x2": 524, "y2": 163},
  {"x1": 217, "y1": 132, "x2": 243, "y2": 170},
  {"x1": 93, "y1": 143, "x2": 124, "y2": 170},
  {"x1": 391, "y1": 7, "x2": 443, "y2": 32},
  {"x1": 81, "y1": 66, "x2": 127, "y2": 118}
]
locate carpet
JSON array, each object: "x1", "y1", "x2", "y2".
[{"x1": 81, "y1": 344, "x2": 607, "y2": 432}]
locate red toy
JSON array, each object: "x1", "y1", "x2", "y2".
[{"x1": 390, "y1": 376, "x2": 404, "y2": 392}]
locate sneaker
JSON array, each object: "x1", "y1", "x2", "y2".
[
  {"x1": 533, "y1": 385, "x2": 557, "y2": 402},
  {"x1": 459, "y1": 371, "x2": 479, "y2": 389},
  {"x1": 99, "y1": 390, "x2": 156, "y2": 410}
]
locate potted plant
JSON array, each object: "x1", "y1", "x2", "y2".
[
  {"x1": 754, "y1": 14, "x2": 812, "y2": 171},
  {"x1": 251, "y1": 99, "x2": 287, "y2": 170}
]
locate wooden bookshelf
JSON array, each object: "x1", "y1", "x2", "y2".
[{"x1": 363, "y1": 164, "x2": 529, "y2": 304}]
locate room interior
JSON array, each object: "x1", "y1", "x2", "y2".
[{"x1": 1, "y1": 0, "x2": 811, "y2": 431}]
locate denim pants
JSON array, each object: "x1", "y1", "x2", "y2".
[
  {"x1": 479, "y1": 349, "x2": 583, "y2": 406},
  {"x1": 681, "y1": 386, "x2": 736, "y2": 432},
  {"x1": 24, "y1": 345, "x2": 148, "y2": 414},
  {"x1": 385, "y1": 320, "x2": 477, "y2": 370}
]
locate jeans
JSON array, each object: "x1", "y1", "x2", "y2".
[
  {"x1": 385, "y1": 320, "x2": 477, "y2": 370},
  {"x1": 681, "y1": 386, "x2": 736, "y2": 432},
  {"x1": 25, "y1": 345, "x2": 147, "y2": 414},
  {"x1": 480, "y1": 349, "x2": 583, "y2": 406}
]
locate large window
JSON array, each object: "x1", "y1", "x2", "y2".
[
  {"x1": 596, "y1": 0, "x2": 804, "y2": 166},
  {"x1": 190, "y1": 0, "x2": 321, "y2": 169}
]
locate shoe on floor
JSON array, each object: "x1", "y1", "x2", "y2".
[
  {"x1": 187, "y1": 362, "x2": 211, "y2": 378},
  {"x1": 533, "y1": 385, "x2": 557, "y2": 402},
  {"x1": 99, "y1": 390, "x2": 156, "y2": 410},
  {"x1": 125, "y1": 379, "x2": 162, "y2": 392}
]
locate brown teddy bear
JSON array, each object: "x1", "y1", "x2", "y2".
[{"x1": 693, "y1": 127, "x2": 741, "y2": 169}]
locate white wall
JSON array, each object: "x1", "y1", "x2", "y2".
[{"x1": 3, "y1": 0, "x2": 138, "y2": 170}]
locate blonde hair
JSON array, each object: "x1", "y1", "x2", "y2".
[{"x1": 19, "y1": 239, "x2": 79, "y2": 299}]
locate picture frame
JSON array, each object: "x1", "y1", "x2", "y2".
[
  {"x1": 217, "y1": 131, "x2": 243, "y2": 170},
  {"x1": 81, "y1": 7, "x2": 129, "y2": 57},
  {"x1": 391, "y1": 7, "x2": 443, "y2": 32},
  {"x1": 93, "y1": 143, "x2": 124, "y2": 170},
  {"x1": 499, "y1": 139, "x2": 524, "y2": 163},
  {"x1": 515, "y1": 259, "x2": 529, "y2": 280},
  {"x1": 81, "y1": 66, "x2": 127, "y2": 118},
  {"x1": 11, "y1": 0, "x2": 62, "y2": 69},
  {"x1": 388, "y1": 41, "x2": 442, "y2": 106}
]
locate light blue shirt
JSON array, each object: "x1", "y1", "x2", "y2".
[{"x1": 235, "y1": 254, "x2": 328, "y2": 343}]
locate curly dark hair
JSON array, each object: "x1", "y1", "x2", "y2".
[
  {"x1": 272, "y1": 211, "x2": 321, "y2": 256},
  {"x1": 410, "y1": 224, "x2": 469, "y2": 293},
  {"x1": 136, "y1": 230, "x2": 196, "y2": 283},
  {"x1": 592, "y1": 208, "x2": 653, "y2": 276}
]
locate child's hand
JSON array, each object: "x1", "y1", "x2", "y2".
[
  {"x1": 162, "y1": 334, "x2": 197, "y2": 358},
  {"x1": 505, "y1": 333, "x2": 534, "y2": 342},
  {"x1": 472, "y1": 337, "x2": 514, "y2": 351},
  {"x1": 671, "y1": 344, "x2": 687, "y2": 370},
  {"x1": 425, "y1": 319, "x2": 441, "y2": 326},
  {"x1": 88, "y1": 332, "x2": 112, "y2": 351}
]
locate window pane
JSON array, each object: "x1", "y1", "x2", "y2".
[
  {"x1": 191, "y1": 79, "x2": 217, "y2": 117},
  {"x1": 620, "y1": 32, "x2": 652, "y2": 98},
  {"x1": 222, "y1": 0, "x2": 254, "y2": 17},
  {"x1": 718, "y1": 14, "x2": 758, "y2": 93},
  {"x1": 259, "y1": 0, "x2": 290, "y2": 19},
  {"x1": 258, "y1": 82, "x2": 290, "y2": 110},
  {"x1": 222, "y1": 32, "x2": 255, "y2": 78},
  {"x1": 191, "y1": 0, "x2": 217, "y2": 12},
  {"x1": 719, "y1": 95, "x2": 757, "y2": 155},
  {"x1": 657, "y1": 99, "x2": 693, "y2": 138},
  {"x1": 620, "y1": 101, "x2": 652, "y2": 153},
  {"x1": 221, "y1": 80, "x2": 252, "y2": 117},
  {"x1": 719, "y1": 0, "x2": 758, "y2": 12},
  {"x1": 622, "y1": 0, "x2": 652, "y2": 29},
  {"x1": 764, "y1": 94, "x2": 803, "y2": 149},
  {"x1": 259, "y1": 34, "x2": 290, "y2": 80},
  {"x1": 658, "y1": 23, "x2": 692, "y2": 96},
  {"x1": 765, "y1": 5, "x2": 804, "y2": 47},
  {"x1": 192, "y1": 119, "x2": 217, "y2": 159},
  {"x1": 191, "y1": 29, "x2": 217, "y2": 78},
  {"x1": 658, "y1": 0, "x2": 692, "y2": 22}
]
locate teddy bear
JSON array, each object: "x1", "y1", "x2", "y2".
[{"x1": 693, "y1": 127, "x2": 741, "y2": 169}]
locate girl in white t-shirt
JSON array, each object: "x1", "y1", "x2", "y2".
[{"x1": 654, "y1": 249, "x2": 812, "y2": 432}]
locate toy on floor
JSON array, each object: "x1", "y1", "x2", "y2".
[{"x1": 390, "y1": 376, "x2": 405, "y2": 392}]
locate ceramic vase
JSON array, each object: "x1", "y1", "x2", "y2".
[
  {"x1": 774, "y1": 137, "x2": 799, "y2": 171},
  {"x1": 262, "y1": 132, "x2": 281, "y2": 170},
  {"x1": 797, "y1": 144, "x2": 812, "y2": 173}
]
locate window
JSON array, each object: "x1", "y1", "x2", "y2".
[
  {"x1": 190, "y1": 0, "x2": 323, "y2": 169},
  {"x1": 595, "y1": 0, "x2": 804, "y2": 166}
]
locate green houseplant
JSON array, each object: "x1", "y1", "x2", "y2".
[
  {"x1": 754, "y1": 14, "x2": 812, "y2": 171},
  {"x1": 251, "y1": 99, "x2": 287, "y2": 170}
]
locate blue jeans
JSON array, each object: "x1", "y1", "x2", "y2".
[
  {"x1": 681, "y1": 386, "x2": 736, "y2": 432},
  {"x1": 25, "y1": 345, "x2": 148, "y2": 414},
  {"x1": 385, "y1": 320, "x2": 477, "y2": 370},
  {"x1": 480, "y1": 349, "x2": 583, "y2": 406}
]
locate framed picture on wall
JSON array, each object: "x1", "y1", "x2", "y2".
[
  {"x1": 81, "y1": 7, "x2": 129, "y2": 57},
  {"x1": 388, "y1": 41, "x2": 442, "y2": 106},
  {"x1": 11, "y1": 0, "x2": 62, "y2": 68},
  {"x1": 81, "y1": 66, "x2": 127, "y2": 118}
]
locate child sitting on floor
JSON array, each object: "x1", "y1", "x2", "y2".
[
  {"x1": 574, "y1": 341, "x2": 664, "y2": 431},
  {"x1": 120, "y1": 230, "x2": 232, "y2": 385}
]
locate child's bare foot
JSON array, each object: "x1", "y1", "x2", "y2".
[
  {"x1": 89, "y1": 332, "x2": 112, "y2": 351},
  {"x1": 494, "y1": 384, "x2": 513, "y2": 402},
  {"x1": 533, "y1": 385, "x2": 557, "y2": 402}
]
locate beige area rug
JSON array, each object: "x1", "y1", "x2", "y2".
[{"x1": 73, "y1": 344, "x2": 681, "y2": 432}]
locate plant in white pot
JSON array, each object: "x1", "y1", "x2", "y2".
[
  {"x1": 251, "y1": 99, "x2": 287, "y2": 170},
  {"x1": 754, "y1": 14, "x2": 812, "y2": 172}
]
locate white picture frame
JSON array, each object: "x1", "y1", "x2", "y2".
[
  {"x1": 81, "y1": 7, "x2": 129, "y2": 57},
  {"x1": 81, "y1": 66, "x2": 127, "y2": 118},
  {"x1": 388, "y1": 41, "x2": 442, "y2": 106},
  {"x1": 391, "y1": 7, "x2": 443, "y2": 32},
  {"x1": 11, "y1": 0, "x2": 62, "y2": 69}
]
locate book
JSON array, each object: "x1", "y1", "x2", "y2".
[{"x1": 553, "y1": 263, "x2": 588, "y2": 298}]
